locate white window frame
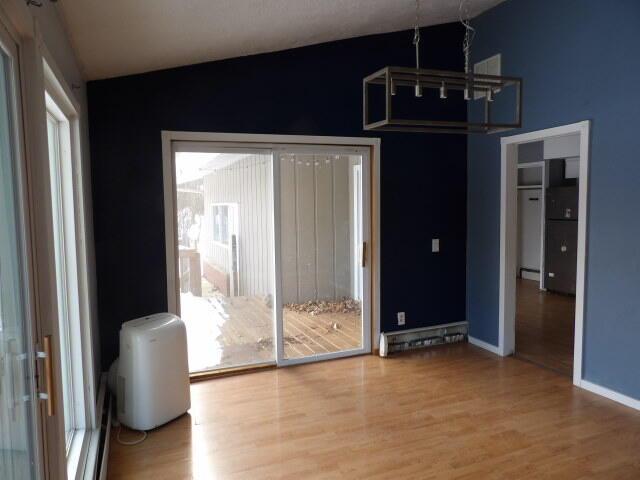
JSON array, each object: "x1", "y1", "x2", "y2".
[
  {"x1": 209, "y1": 202, "x2": 239, "y2": 249},
  {"x1": 210, "y1": 202, "x2": 234, "y2": 247},
  {"x1": 46, "y1": 105, "x2": 77, "y2": 454},
  {"x1": 43, "y1": 55, "x2": 96, "y2": 480},
  {"x1": 351, "y1": 163, "x2": 363, "y2": 301}
]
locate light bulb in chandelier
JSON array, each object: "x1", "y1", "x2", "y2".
[
  {"x1": 440, "y1": 82, "x2": 448, "y2": 99},
  {"x1": 486, "y1": 88, "x2": 494, "y2": 102}
]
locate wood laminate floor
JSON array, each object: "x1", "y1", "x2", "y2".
[
  {"x1": 515, "y1": 278, "x2": 575, "y2": 376},
  {"x1": 108, "y1": 344, "x2": 640, "y2": 479}
]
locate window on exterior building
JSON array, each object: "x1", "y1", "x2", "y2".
[{"x1": 212, "y1": 204, "x2": 230, "y2": 245}]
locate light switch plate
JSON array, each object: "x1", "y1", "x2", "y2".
[
  {"x1": 397, "y1": 312, "x2": 406, "y2": 326},
  {"x1": 432, "y1": 238, "x2": 440, "y2": 253}
]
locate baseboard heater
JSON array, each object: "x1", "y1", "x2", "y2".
[
  {"x1": 379, "y1": 322, "x2": 468, "y2": 356},
  {"x1": 82, "y1": 373, "x2": 111, "y2": 479}
]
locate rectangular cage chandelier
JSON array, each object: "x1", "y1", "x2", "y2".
[
  {"x1": 363, "y1": 67, "x2": 522, "y2": 134},
  {"x1": 363, "y1": 0, "x2": 522, "y2": 135}
]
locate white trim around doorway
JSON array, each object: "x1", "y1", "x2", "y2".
[{"x1": 499, "y1": 121, "x2": 590, "y2": 387}]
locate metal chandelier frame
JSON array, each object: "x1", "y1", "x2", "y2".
[
  {"x1": 362, "y1": 66, "x2": 522, "y2": 134},
  {"x1": 362, "y1": 0, "x2": 523, "y2": 135}
]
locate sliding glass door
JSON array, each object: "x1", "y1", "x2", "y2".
[
  {"x1": 173, "y1": 147, "x2": 275, "y2": 373},
  {"x1": 0, "y1": 24, "x2": 38, "y2": 480},
  {"x1": 169, "y1": 141, "x2": 371, "y2": 374},
  {"x1": 274, "y1": 148, "x2": 370, "y2": 365}
]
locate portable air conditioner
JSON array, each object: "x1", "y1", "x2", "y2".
[{"x1": 117, "y1": 313, "x2": 190, "y2": 431}]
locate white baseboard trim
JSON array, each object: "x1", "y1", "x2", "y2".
[
  {"x1": 579, "y1": 380, "x2": 640, "y2": 411},
  {"x1": 469, "y1": 335, "x2": 640, "y2": 412},
  {"x1": 468, "y1": 336, "x2": 501, "y2": 355},
  {"x1": 521, "y1": 270, "x2": 540, "y2": 282}
]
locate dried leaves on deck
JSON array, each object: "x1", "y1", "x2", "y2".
[{"x1": 284, "y1": 298, "x2": 361, "y2": 316}]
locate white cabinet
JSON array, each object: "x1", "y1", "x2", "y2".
[{"x1": 517, "y1": 188, "x2": 543, "y2": 281}]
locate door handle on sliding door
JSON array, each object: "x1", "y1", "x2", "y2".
[
  {"x1": 36, "y1": 335, "x2": 55, "y2": 416},
  {"x1": 361, "y1": 242, "x2": 367, "y2": 268},
  {"x1": 7, "y1": 338, "x2": 17, "y2": 421}
]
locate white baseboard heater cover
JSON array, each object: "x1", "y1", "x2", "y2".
[{"x1": 379, "y1": 322, "x2": 468, "y2": 357}]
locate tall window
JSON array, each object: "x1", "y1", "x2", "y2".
[
  {"x1": 46, "y1": 95, "x2": 77, "y2": 453},
  {"x1": 46, "y1": 109, "x2": 81, "y2": 458},
  {"x1": 45, "y1": 78, "x2": 94, "y2": 472}
]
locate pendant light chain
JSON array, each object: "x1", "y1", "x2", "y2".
[
  {"x1": 413, "y1": 0, "x2": 422, "y2": 96},
  {"x1": 413, "y1": 0, "x2": 420, "y2": 69},
  {"x1": 459, "y1": 0, "x2": 476, "y2": 75}
]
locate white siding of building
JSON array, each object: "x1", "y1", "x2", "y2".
[
  {"x1": 202, "y1": 153, "x2": 357, "y2": 303},
  {"x1": 203, "y1": 154, "x2": 273, "y2": 298},
  {"x1": 281, "y1": 154, "x2": 357, "y2": 303}
]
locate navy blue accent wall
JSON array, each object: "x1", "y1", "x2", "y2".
[
  {"x1": 467, "y1": 0, "x2": 640, "y2": 398},
  {"x1": 88, "y1": 23, "x2": 467, "y2": 366}
]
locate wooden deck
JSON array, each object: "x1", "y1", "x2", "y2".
[{"x1": 183, "y1": 294, "x2": 362, "y2": 372}]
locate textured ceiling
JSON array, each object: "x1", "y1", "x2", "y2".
[{"x1": 56, "y1": 0, "x2": 504, "y2": 80}]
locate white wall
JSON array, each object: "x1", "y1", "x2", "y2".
[{"x1": 202, "y1": 153, "x2": 357, "y2": 304}]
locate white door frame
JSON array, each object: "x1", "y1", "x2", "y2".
[
  {"x1": 0, "y1": 13, "x2": 43, "y2": 479},
  {"x1": 162, "y1": 131, "x2": 381, "y2": 366},
  {"x1": 499, "y1": 121, "x2": 590, "y2": 386}
]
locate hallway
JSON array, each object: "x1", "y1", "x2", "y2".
[{"x1": 515, "y1": 278, "x2": 575, "y2": 376}]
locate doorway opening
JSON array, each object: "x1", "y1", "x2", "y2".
[
  {"x1": 515, "y1": 143, "x2": 578, "y2": 376},
  {"x1": 164, "y1": 134, "x2": 377, "y2": 376},
  {"x1": 499, "y1": 121, "x2": 589, "y2": 385}
]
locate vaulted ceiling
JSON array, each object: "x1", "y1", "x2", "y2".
[{"x1": 55, "y1": 0, "x2": 504, "y2": 80}]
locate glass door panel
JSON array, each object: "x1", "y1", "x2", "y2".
[
  {"x1": 277, "y1": 150, "x2": 369, "y2": 363},
  {"x1": 0, "y1": 37, "x2": 37, "y2": 480},
  {"x1": 174, "y1": 148, "x2": 276, "y2": 373}
]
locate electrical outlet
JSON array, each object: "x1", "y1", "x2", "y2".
[
  {"x1": 432, "y1": 238, "x2": 440, "y2": 253},
  {"x1": 397, "y1": 312, "x2": 406, "y2": 326}
]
